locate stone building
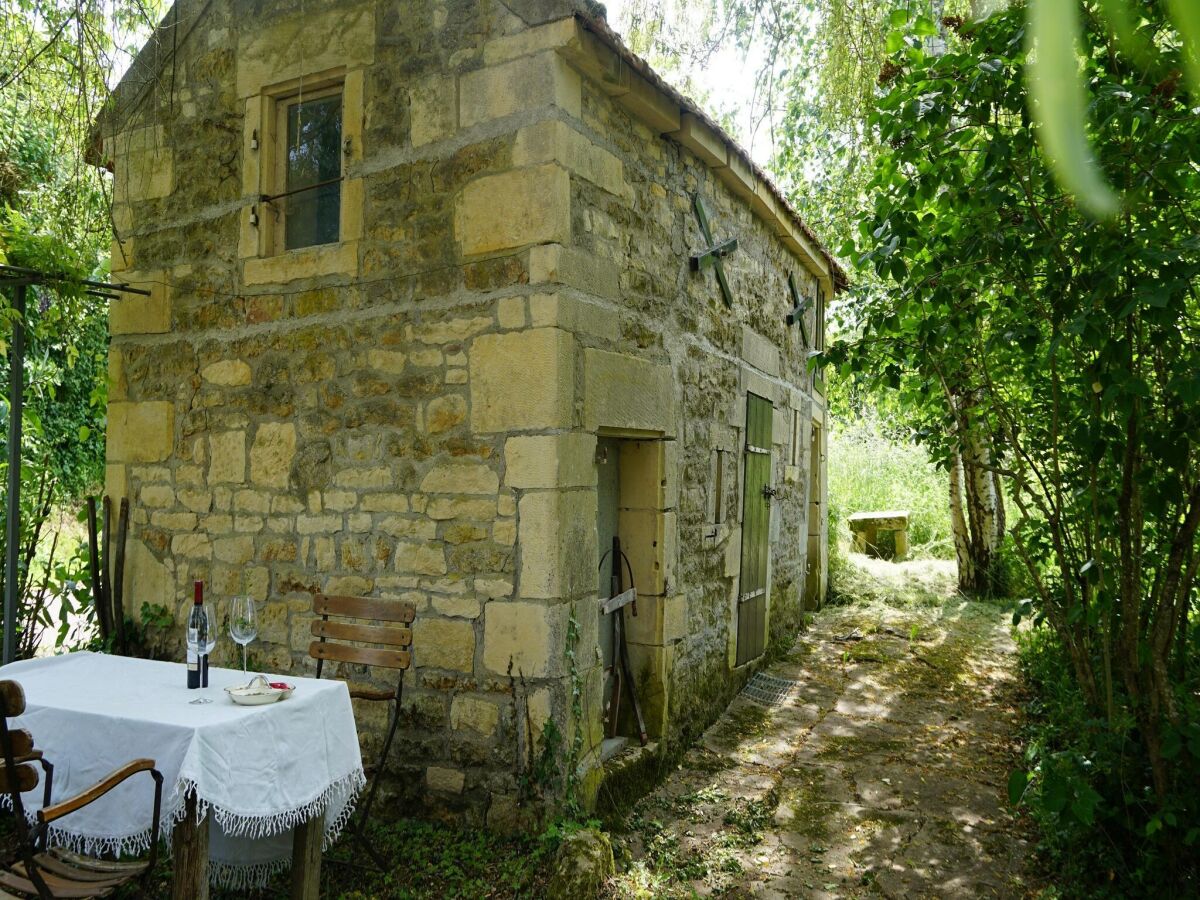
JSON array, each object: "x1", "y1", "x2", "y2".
[{"x1": 99, "y1": 0, "x2": 842, "y2": 823}]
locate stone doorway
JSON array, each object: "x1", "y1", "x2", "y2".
[{"x1": 594, "y1": 436, "x2": 668, "y2": 757}]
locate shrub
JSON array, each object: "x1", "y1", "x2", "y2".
[{"x1": 1015, "y1": 628, "x2": 1200, "y2": 896}]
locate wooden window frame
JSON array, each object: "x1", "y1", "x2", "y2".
[
  {"x1": 256, "y1": 72, "x2": 346, "y2": 258},
  {"x1": 240, "y1": 67, "x2": 365, "y2": 285},
  {"x1": 271, "y1": 83, "x2": 344, "y2": 255},
  {"x1": 815, "y1": 289, "x2": 826, "y2": 352}
]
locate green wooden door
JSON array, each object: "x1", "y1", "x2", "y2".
[{"x1": 737, "y1": 393, "x2": 773, "y2": 665}]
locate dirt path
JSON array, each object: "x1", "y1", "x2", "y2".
[{"x1": 608, "y1": 558, "x2": 1034, "y2": 899}]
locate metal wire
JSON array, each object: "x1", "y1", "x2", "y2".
[
  {"x1": 0, "y1": 265, "x2": 151, "y2": 296},
  {"x1": 260, "y1": 175, "x2": 343, "y2": 206}
]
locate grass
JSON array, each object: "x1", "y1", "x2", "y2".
[
  {"x1": 828, "y1": 414, "x2": 954, "y2": 560},
  {"x1": 829, "y1": 552, "x2": 962, "y2": 609},
  {"x1": 99, "y1": 816, "x2": 559, "y2": 899}
]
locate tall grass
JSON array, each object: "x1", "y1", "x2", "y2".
[{"x1": 827, "y1": 415, "x2": 953, "y2": 559}]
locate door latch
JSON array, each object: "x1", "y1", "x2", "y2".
[{"x1": 761, "y1": 484, "x2": 778, "y2": 504}]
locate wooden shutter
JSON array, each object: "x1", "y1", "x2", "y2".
[{"x1": 737, "y1": 393, "x2": 773, "y2": 665}]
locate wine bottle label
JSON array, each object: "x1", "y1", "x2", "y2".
[{"x1": 187, "y1": 649, "x2": 199, "y2": 670}]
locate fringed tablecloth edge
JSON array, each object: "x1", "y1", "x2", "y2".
[
  {"x1": 208, "y1": 855, "x2": 292, "y2": 891},
  {"x1": 172, "y1": 766, "x2": 367, "y2": 846},
  {"x1": 6, "y1": 767, "x2": 366, "y2": 889},
  {"x1": 41, "y1": 825, "x2": 156, "y2": 861},
  {"x1": 0, "y1": 795, "x2": 156, "y2": 860}
]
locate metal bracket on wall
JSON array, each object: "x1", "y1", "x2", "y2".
[
  {"x1": 785, "y1": 271, "x2": 812, "y2": 346},
  {"x1": 689, "y1": 193, "x2": 737, "y2": 307}
]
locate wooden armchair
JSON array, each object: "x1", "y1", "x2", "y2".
[
  {"x1": 0, "y1": 681, "x2": 163, "y2": 899},
  {"x1": 308, "y1": 593, "x2": 415, "y2": 870}
]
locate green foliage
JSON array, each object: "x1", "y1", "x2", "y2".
[
  {"x1": 831, "y1": 4, "x2": 1200, "y2": 885},
  {"x1": 519, "y1": 716, "x2": 566, "y2": 805},
  {"x1": 514, "y1": 604, "x2": 586, "y2": 815},
  {"x1": 112, "y1": 816, "x2": 564, "y2": 899},
  {"x1": 721, "y1": 790, "x2": 775, "y2": 839},
  {"x1": 827, "y1": 549, "x2": 959, "y2": 608},
  {"x1": 1026, "y1": 0, "x2": 1200, "y2": 218},
  {"x1": 118, "y1": 601, "x2": 175, "y2": 660},
  {"x1": 0, "y1": 1, "x2": 163, "y2": 655},
  {"x1": 1015, "y1": 628, "x2": 1200, "y2": 894},
  {"x1": 318, "y1": 818, "x2": 557, "y2": 899},
  {"x1": 615, "y1": 0, "x2": 970, "y2": 252},
  {"x1": 0, "y1": 208, "x2": 110, "y2": 659}
]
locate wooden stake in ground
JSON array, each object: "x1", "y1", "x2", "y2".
[
  {"x1": 100, "y1": 496, "x2": 112, "y2": 646},
  {"x1": 171, "y1": 791, "x2": 209, "y2": 900},
  {"x1": 112, "y1": 499, "x2": 129, "y2": 655},
  {"x1": 85, "y1": 498, "x2": 108, "y2": 642}
]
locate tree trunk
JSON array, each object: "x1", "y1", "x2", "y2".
[
  {"x1": 992, "y1": 469, "x2": 1006, "y2": 544},
  {"x1": 962, "y1": 426, "x2": 999, "y2": 593},
  {"x1": 947, "y1": 390, "x2": 1002, "y2": 595},
  {"x1": 949, "y1": 452, "x2": 976, "y2": 593}
]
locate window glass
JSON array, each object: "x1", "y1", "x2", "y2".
[{"x1": 284, "y1": 93, "x2": 342, "y2": 250}]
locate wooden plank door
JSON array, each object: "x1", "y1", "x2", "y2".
[{"x1": 737, "y1": 393, "x2": 773, "y2": 665}]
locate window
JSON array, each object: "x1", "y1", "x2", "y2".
[
  {"x1": 241, "y1": 69, "x2": 365, "y2": 281},
  {"x1": 273, "y1": 86, "x2": 343, "y2": 252}
]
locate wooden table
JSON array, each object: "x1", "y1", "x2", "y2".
[
  {"x1": 171, "y1": 793, "x2": 324, "y2": 899},
  {"x1": 1, "y1": 652, "x2": 363, "y2": 899}
]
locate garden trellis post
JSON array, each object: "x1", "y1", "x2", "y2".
[
  {"x1": 3, "y1": 283, "x2": 26, "y2": 666},
  {"x1": 0, "y1": 266, "x2": 150, "y2": 665}
]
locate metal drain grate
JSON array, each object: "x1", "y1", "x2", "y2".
[{"x1": 740, "y1": 672, "x2": 801, "y2": 708}]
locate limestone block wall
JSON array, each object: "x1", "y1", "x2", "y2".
[
  {"x1": 100, "y1": 0, "x2": 832, "y2": 824},
  {"x1": 544, "y1": 20, "x2": 834, "y2": 766}
]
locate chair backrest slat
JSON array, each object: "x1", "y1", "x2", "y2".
[
  {"x1": 7, "y1": 730, "x2": 33, "y2": 759},
  {"x1": 309, "y1": 641, "x2": 410, "y2": 671},
  {"x1": 313, "y1": 595, "x2": 416, "y2": 623},
  {"x1": 311, "y1": 620, "x2": 412, "y2": 647},
  {"x1": 0, "y1": 762, "x2": 38, "y2": 794},
  {"x1": 0, "y1": 681, "x2": 25, "y2": 718}
]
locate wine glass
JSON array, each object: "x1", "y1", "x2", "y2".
[
  {"x1": 203, "y1": 601, "x2": 217, "y2": 657},
  {"x1": 229, "y1": 596, "x2": 257, "y2": 676}
]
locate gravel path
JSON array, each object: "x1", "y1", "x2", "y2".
[{"x1": 608, "y1": 559, "x2": 1034, "y2": 899}]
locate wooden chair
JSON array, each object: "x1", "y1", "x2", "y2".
[
  {"x1": 308, "y1": 594, "x2": 415, "y2": 870},
  {"x1": 0, "y1": 680, "x2": 163, "y2": 899}
]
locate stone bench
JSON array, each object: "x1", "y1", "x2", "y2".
[{"x1": 847, "y1": 510, "x2": 910, "y2": 560}]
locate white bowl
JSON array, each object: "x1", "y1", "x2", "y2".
[{"x1": 225, "y1": 674, "x2": 285, "y2": 706}]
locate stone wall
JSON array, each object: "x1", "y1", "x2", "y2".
[
  {"x1": 558, "y1": 51, "x2": 830, "y2": 772},
  {"x1": 102, "y1": 0, "x2": 830, "y2": 826}
]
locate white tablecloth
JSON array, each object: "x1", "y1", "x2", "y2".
[{"x1": 0, "y1": 652, "x2": 364, "y2": 888}]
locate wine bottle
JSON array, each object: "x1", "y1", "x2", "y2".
[{"x1": 187, "y1": 581, "x2": 206, "y2": 689}]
